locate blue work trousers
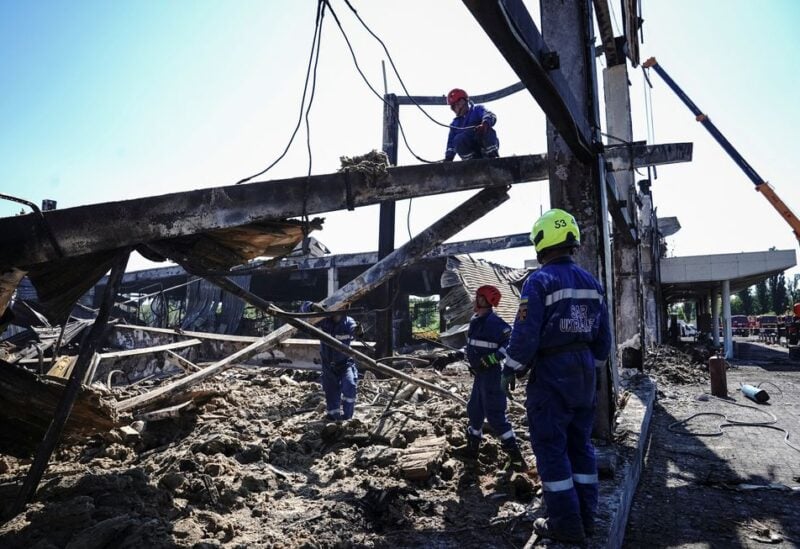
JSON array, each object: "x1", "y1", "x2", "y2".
[
  {"x1": 467, "y1": 366, "x2": 516, "y2": 446},
  {"x1": 321, "y1": 360, "x2": 358, "y2": 420},
  {"x1": 526, "y1": 354, "x2": 598, "y2": 532},
  {"x1": 454, "y1": 127, "x2": 499, "y2": 160}
]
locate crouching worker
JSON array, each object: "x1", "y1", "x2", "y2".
[
  {"x1": 455, "y1": 285, "x2": 527, "y2": 472},
  {"x1": 302, "y1": 302, "x2": 360, "y2": 421}
]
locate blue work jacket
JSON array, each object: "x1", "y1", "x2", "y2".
[
  {"x1": 445, "y1": 102, "x2": 497, "y2": 160},
  {"x1": 466, "y1": 310, "x2": 511, "y2": 371},
  {"x1": 319, "y1": 316, "x2": 358, "y2": 366},
  {"x1": 503, "y1": 256, "x2": 612, "y2": 372}
]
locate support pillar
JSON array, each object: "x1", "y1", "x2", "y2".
[
  {"x1": 542, "y1": 0, "x2": 614, "y2": 439},
  {"x1": 377, "y1": 93, "x2": 400, "y2": 360},
  {"x1": 712, "y1": 289, "x2": 720, "y2": 348},
  {"x1": 604, "y1": 61, "x2": 642, "y2": 368},
  {"x1": 722, "y1": 279, "x2": 733, "y2": 358},
  {"x1": 326, "y1": 265, "x2": 339, "y2": 297}
]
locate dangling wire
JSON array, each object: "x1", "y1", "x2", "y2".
[
  {"x1": 324, "y1": 0, "x2": 436, "y2": 164},
  {"x1": 301, "y1": 1, "x2": 327, "y2": 252},
  {"x1": 236, "y1": 1, "x2": 326, "y2": 185},
  {"x1": 341, "y1": 0, "x2": 462, "y2": 131}
]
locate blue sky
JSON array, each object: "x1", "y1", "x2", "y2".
[{"x1": 2, "y1": 0, "x2": 799, "y2": 276}]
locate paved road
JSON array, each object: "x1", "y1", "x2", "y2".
[{"x1": 624, "y1": 343, "x2": 800, "y2": 548}]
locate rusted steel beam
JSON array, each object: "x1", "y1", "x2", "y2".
[
  {"x1": 114, "y1": 187, "x2": 510, "y2": 413},
  {"x1": 11, "y1": 249, "x2": 130, "y2": 514},
  {"x1": 0, "y1": 155, "x2": 545, "y2": 269}
]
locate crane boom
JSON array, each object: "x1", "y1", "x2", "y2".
[{"x1": 642, "y1": 57, "x2": 800, "y2": 241}]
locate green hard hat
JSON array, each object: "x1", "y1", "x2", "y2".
[{"x1": 530, "y1": 208, "x2": 581, "y2": 254}]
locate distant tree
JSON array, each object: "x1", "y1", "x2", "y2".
[
  {"x1": 768, "y1": 272, "x2": 788, "y2": 315},
  {"x1": 683, "y1": 301, "x2": 695, "y2": 323},
  {"x1": 730, "y1": 295, "x2": 743, "y2": 315},
  {"x1": 737, "y1": 287, "x2": 754, "y2": 315},
  {"x1": 789, "y1": 274, "x2": 800, "y2": 306},
  {"x1": 755, "y1": 280, "x2": 769, "y2": 313}
]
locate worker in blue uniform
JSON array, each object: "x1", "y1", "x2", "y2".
[
  {"x1": 443, "y1": 88, "x2": 499, "y2": 161},
  {"x1": 302, "y1": 302, "x2": 360, "y2": 421},
  {"x1": 500, "y1": 209, "x2": 612, "y2": 543},
  {"x1": 457, "y1": 285, "x2": 527, "y2": 472}
]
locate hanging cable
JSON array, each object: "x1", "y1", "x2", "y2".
[
  {"x1": 324, "y1": 0, "x2": 436, "y2": 163},
  {"x1": 301, "y1": 1, "x2": 327, "y2": 252},
  {"x1": 341, "y1": 0, "x2": 465, "y2": 131},
  {"x1": 235, "y1": 1, "x2": 326, "y2": 185}
]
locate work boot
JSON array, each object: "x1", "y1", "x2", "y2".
[
  {"x1": 533, "y1": 517, "x2": 586, "y2": 544},
  {"x1": 502, "y1": 443, "x2": 528, "y2": 473},
  {"x1": 453, "y1": 435, "x2": 480, "y2": 460},
  {"x1": 583, "y1": 518, "x2": 595, "y2": 537}
]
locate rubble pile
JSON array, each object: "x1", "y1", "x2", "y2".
[
  {"x1": 0, "y1": 363, "x2": 540, "y2": 548},
  {"x1": 643, "y1": 344, "x2": 710, "y2": 385}
]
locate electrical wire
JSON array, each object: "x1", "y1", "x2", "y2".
[
  {"x1": 668, "y1": 393, "x2": 800, "y2": 454},
  {"x1": 324, "y1": 0, "x2": 436, "y2": 164},
  {"x1": 235, "y1": 1, "x2": 326, "y2": 185},
  {"x1": 341, "y1": 0, "x2": 462, "y2": 132}
]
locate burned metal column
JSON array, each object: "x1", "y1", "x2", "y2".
[
  {"x1": 376, "y1": 92, "x2": 399, "y2": 360},
  {"x1": 603, "y1": 52, "x2": 643, "y2": 368},
  {"x1": 542, "y1": 0, "x2": 614, "y2": 438}
]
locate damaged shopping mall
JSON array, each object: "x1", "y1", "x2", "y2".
[{"x1": 2, "y1": 1, "x2": 800, "y2": 547}]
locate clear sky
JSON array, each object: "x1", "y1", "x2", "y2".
[{"x1": 2, "y1": 0, "x2": 799, "y2": 278}]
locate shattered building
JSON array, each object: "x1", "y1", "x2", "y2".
[{"x1": 1, "y1": 1, "x2": 798, "y2": 547}]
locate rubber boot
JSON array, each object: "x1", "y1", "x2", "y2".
[
  {"x1": 501, "y1": 442, "x2": 528, "y2": 472},
  {"x1": 533, "y1": 517, "x2": 586, "y2": 544},
  {"x1": 454, "y1": 435, "x2": 481, "y2": 460}
]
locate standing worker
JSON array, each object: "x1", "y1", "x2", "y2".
[
  {"x1": 302, "y1": 302, "x2": 360, "y2": 421},
  {"x1": 457, "y1": 285, "x2": 527, "y2": 472},
  {"x1": 443, "y1": 88, "x2": 499, "y2": 162},
  {"x1": 500, "y1": 209, "x2": 611, "y2": 543}
]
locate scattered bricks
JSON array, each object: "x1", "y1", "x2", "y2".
[
  {"x1": 159, "y1": 472, "x2": 186, "y2": 491},
  {"x1": 118, "y1": 426, "x2": 141, "y2": 443}
]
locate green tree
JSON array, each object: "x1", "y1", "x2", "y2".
[
  {"x1": 769, "y1": 272, "x2": 788, "y2": 315},
  {"x1": 788, "y1": 274, "x2": 800, "y2": 306},
  {"x1": 730, "y1": 295, "x2": 743, "y2": 315},
  {"x1": 755, "y1": 280, "x2": 769, "y2": 313},
  {"x1": 737, "y1": 287, "x2": 754, "y2": 315}
]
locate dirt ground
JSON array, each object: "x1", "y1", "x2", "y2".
[
  {"x1": 0, "y1": 362, "x2": 544, "y2": 548},
  {"x1": 3, "y1": 340, "x2": 793, "y2": 548},
  {"x1": 625, "y1": 340, "x2": 800, "y2": 548}
]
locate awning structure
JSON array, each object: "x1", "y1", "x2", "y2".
[
  {"x1": 660, "y1": 249, "x2": 797, "y2": 303},
  {"x1": 660, "y1": 249, "x2": 797, "y2": 359}
]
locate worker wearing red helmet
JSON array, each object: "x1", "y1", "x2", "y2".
[
  {"x1": 444, "y1": 88, "x2": 499, "y2": 162},
  {"x1": 456, "y1": 284, "x2": 527, "y2": 472}
]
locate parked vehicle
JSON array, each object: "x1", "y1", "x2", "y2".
[
  {"x1": 757, "y1": 315, "x2": 778, "y2": 344},
  {"x1": 731, "y1": 315, "x2": 750, "y2": 337}
]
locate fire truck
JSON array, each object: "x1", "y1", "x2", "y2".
[
  {"x1": 757, "y1": 315, "x2": 779, "y2": 344},
  {"x1": 731, "y1": 315, "x2": 750, "y2": 337}
]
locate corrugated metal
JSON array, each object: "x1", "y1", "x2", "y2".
[{"x1": 439, "y1": 255, "x2": 530, "y2": 328}]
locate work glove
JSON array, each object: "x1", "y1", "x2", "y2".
[
  {"x1": 354, "y1": 323, "x2": 364, "y2": 338},
  {"x1": 475, "y1": 121, "x2": 490, "y2": 135},
  {"x1": 479, "y1": 352, "x2": 501, "y2": 370},
  {"x1": 501, "y1": 372, "x2": 516, "y2": 399}
]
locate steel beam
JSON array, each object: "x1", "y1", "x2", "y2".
[
  {"x1": 0, "y1": 154, "x2": 546, "y2": 269},
  {"x1": 604, "y1": 142, "x2": 693, "y2": 172},
  {"x1": 462, "y1": 0, "x2": 594, "y2": 162}
]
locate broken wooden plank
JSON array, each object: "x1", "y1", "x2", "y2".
[
  {"x1": 114, "y1": 187, "x2": 507, "y2": 413},
  {"x1": 114, "y1": 324, "x2": 260, "y2": 343},
  {"x1": 164, "y1": 349, "x2": 201, "y2": 372},
  {"x1": 96, "y1": 338, "x2": 202, "y2": 360},
  {"x1": 400, "y1": 436, "x2": 446, "y2": 481},
  {"x1": 0, "y1": 155, "x2": 544, "y2": 269},
  {"x1": 134, "y1": 400, "x2": 195, "y2": 422},
  {"x1": 604, "y1": 141, "x2": 693, "y2": 172}
]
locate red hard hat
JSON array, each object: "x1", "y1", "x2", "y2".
[
  {"x1": 476, "y1": 285, "x2": 501, "y2": 308},
  {"x1": 793, "y1": 303, "x2": 800, "y2": 317},
  {"x1": 447, "y1": 88, "x2": 468, "y2": 106}
]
